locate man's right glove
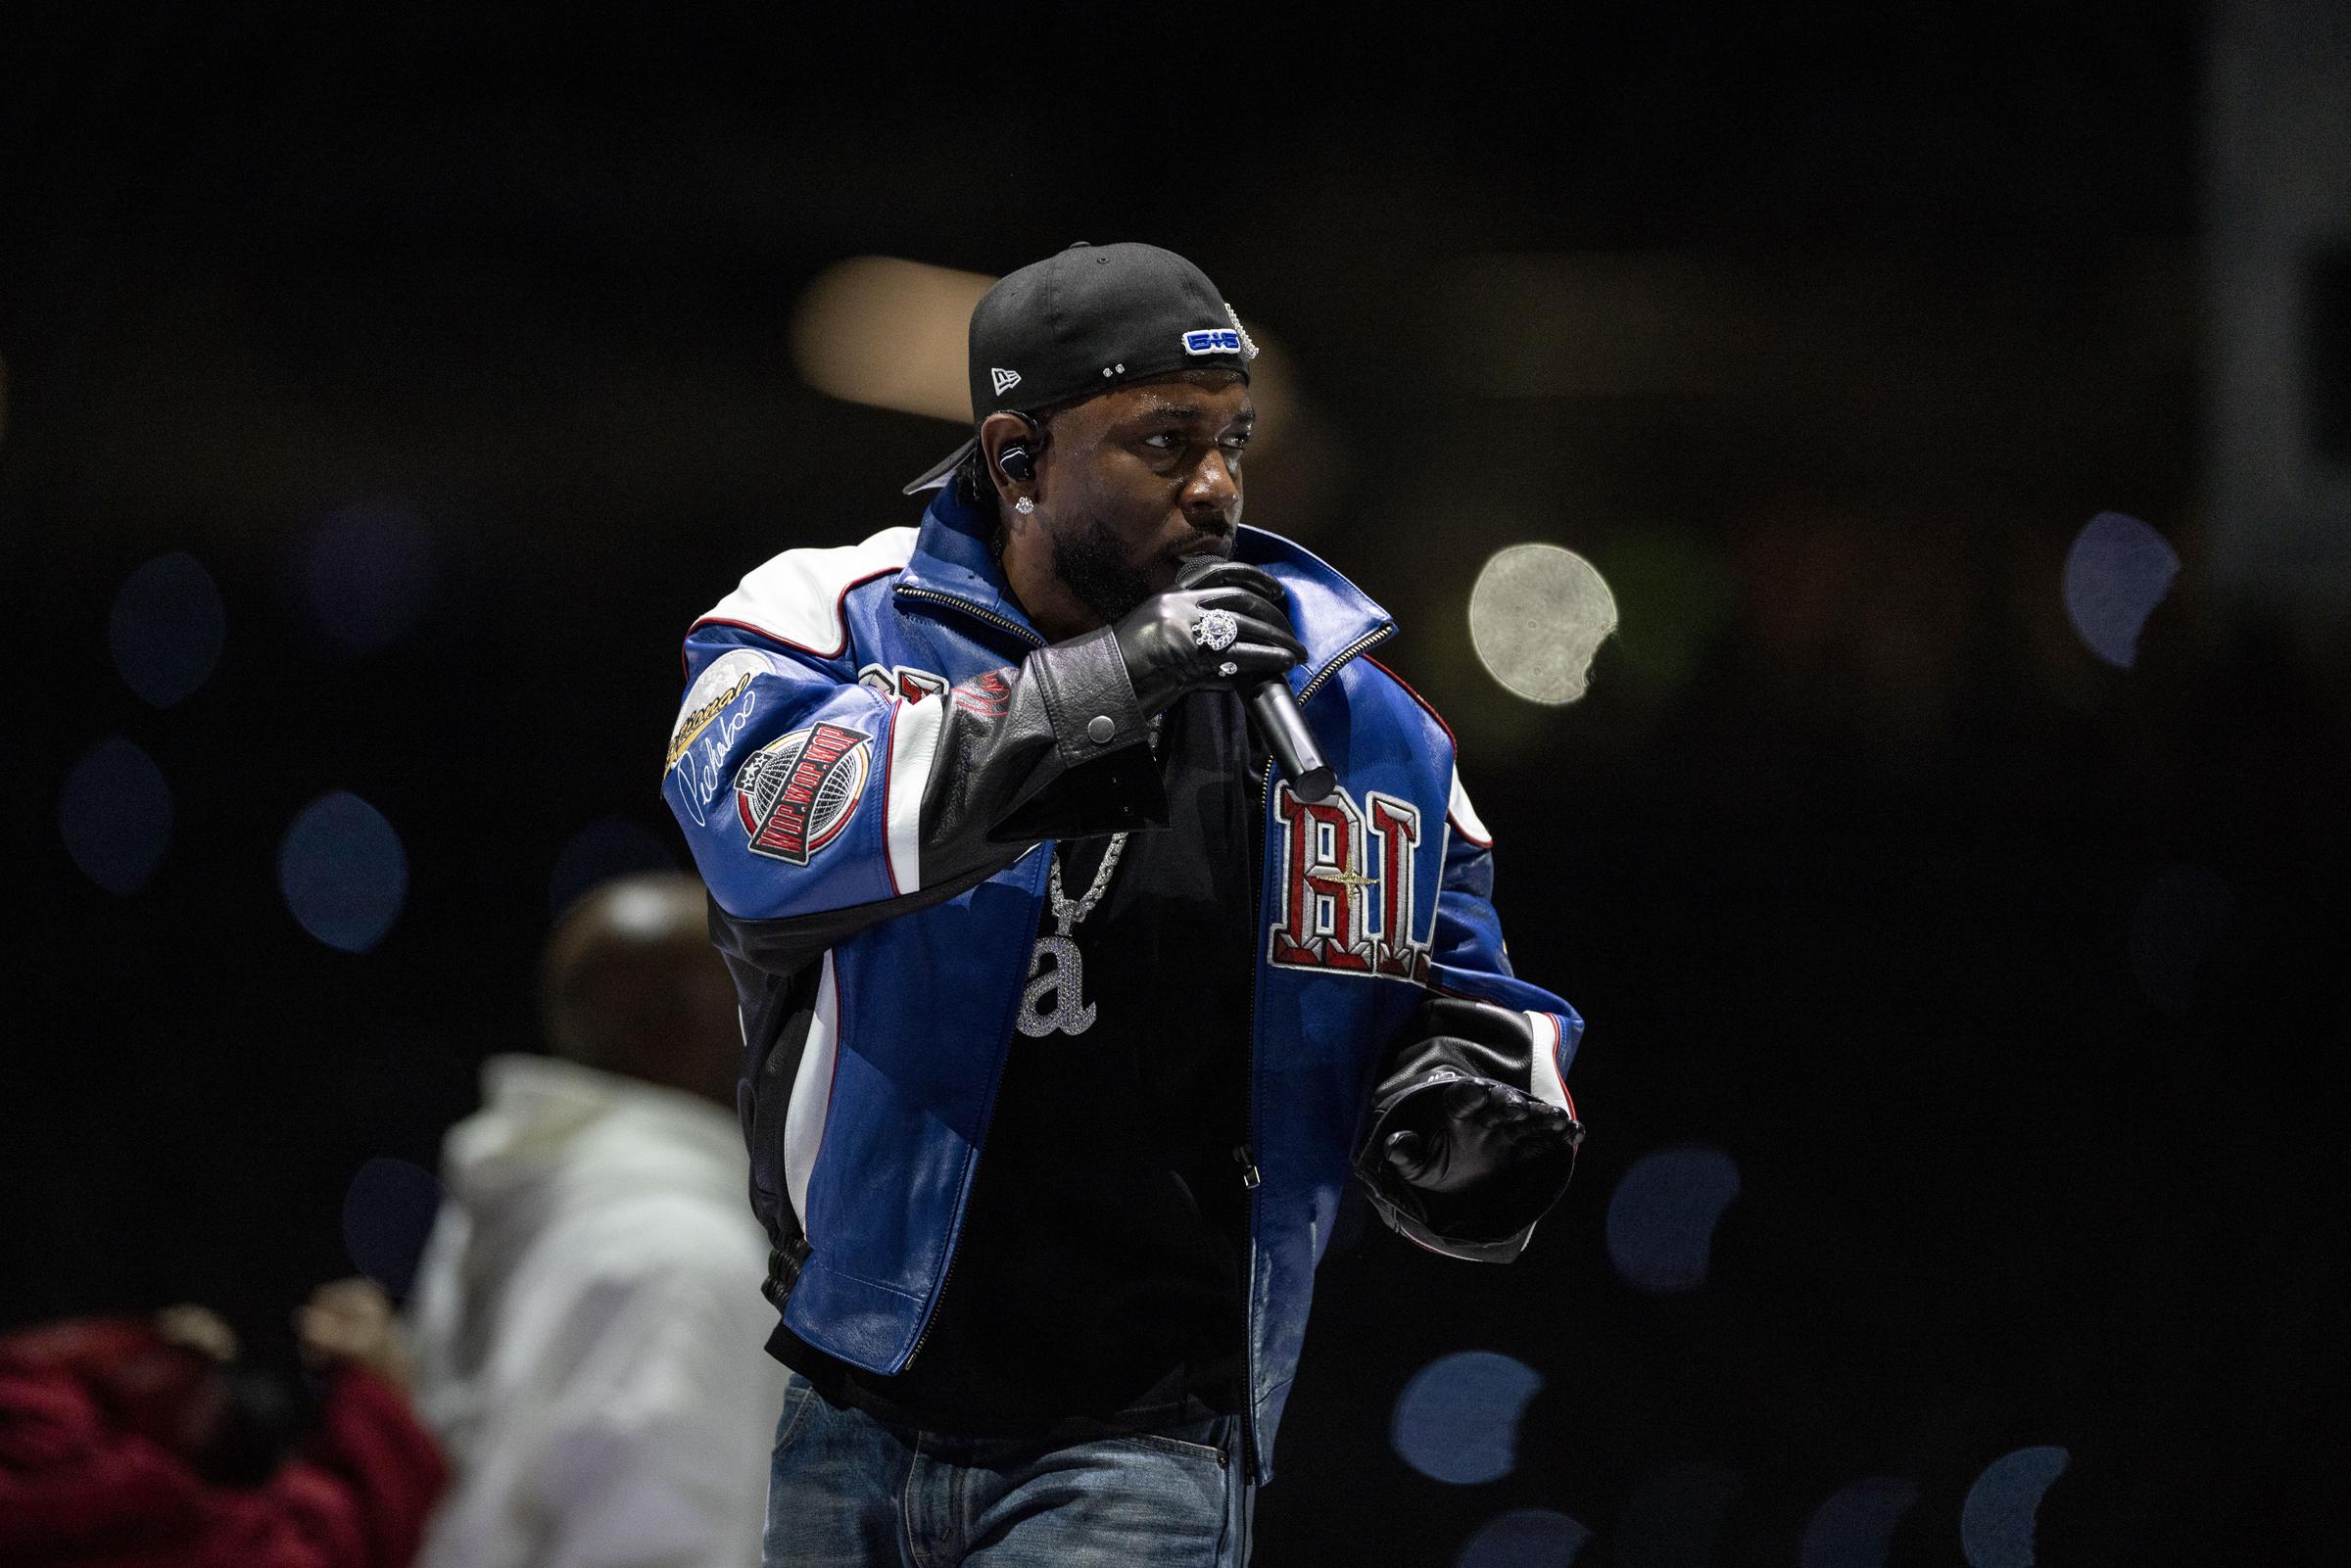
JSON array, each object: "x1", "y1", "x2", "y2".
[{"x1": 1110, "y1": 558, "x2": 1307, "y2": 718}]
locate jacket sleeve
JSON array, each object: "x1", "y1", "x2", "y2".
[
  {"x1": 1351, "y1": 774, "x2": 1586, "y2": 1263},
  {"x1": 285, "y1": 1364, "x2": 451, "y2": 1568},
  {"x1": 662, "y1": 621, "x2": 1164, "y2": 952}
]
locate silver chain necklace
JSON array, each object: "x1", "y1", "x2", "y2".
[
  {"x1": 1016, "y1": 832, "x2": 1127, "y2": 1037},
  {"x1": 1015, "y1": 714, "x2": 1158, "y2": 1039}
]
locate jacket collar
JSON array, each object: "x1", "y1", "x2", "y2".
[
  {"x1": 891, "y1": 479, "x2": 1040, "y2": 639},
  {"x1": 893, "y1": 481, "x2": 1393, "y2": 685}
]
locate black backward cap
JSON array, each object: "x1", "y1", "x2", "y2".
[{"x1": 902, "y1": 241, "x2": 1257, "y2": 494}]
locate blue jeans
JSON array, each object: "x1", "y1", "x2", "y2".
[{"x1": 762, "y1": 1370, "x2": 1256, "y2": 1567}]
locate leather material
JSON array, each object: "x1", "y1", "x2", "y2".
[
  {"x1": 1110, "y1": 558, "x2": 1305, "y2": 717},
  {"x1": 1353, "y1": 998, "x2": 1585, "y2": 1262},
  {"x1": 662, "y1": 480, "x2": 1584, "y2": 1484}
]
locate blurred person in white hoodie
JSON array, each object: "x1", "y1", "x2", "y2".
[{"x1": 405, "y1": 873, "x2": 787, "y2": 1568}]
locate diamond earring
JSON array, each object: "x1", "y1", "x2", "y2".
[{"x1": 1014, "y1": 497, "x2": 1035, "y2": 514}]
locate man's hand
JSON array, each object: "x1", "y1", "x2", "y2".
[
  {"x1": 1111, "y1": 558, "x2": 1305, "y2": 717},
  {"x1": 295, "y1": 1276, "x2": 411, "y2": 1389},
  {"x1": 154, "y1": 1303, "x2": 240, "y2": 1362},
  {"x1": 1383, "y1": 1077, "x2": 1584, "y2": 1195}
]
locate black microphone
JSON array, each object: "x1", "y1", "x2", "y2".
[
  {"x1": 1249, "y1": 677, "x2": 1335, "y2": 802},
  {"x1": 1176, "y1": 552, "x2": 1335, "y2": 802}
]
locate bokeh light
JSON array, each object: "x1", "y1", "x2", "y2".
[
  {"x1": 1800, "y1": 1476, "x2": 1921, "y2": 1568},
  {"x1": 1607, "y1": 1144, "x2": 1742, "y2": 1293},
  {"x1": 1389, "y1": 1350, "x2": 1544, "y2": 1485},
  {"x1": 792, "y1": 257, "x2": 994, "y2": 423},
  {"x1": 1960, "y1": 1446, "x2": 2069, "y2": 1568},
  {"x1": 2061, "y1": 511, "x2": 2178, "y2": 669},
  {"x1": 58, "y1": 736, "x2": 173, "y2": 895},
  {"x1": 1467, "y1": 544, "x2": 1619, "y2": 705},
  {"x1": 302, "y1": 499, "x2": 436, "y2": 654},
  {"x1": 109, "y1": 551, "x2": 225, "y2": 708},
  {"x1": 341, "y1": 1156, "x2": 443, "y2": 1299},
  {"x1": 1457, "y1": 1507, "x2": 1592, "y2": 1568},
  {"x1": 279, "y1": 790, "x2": 409, "y2": 952},
  {"x1": 2129, "y1": 863, "x2": 2236, "y2": 1019},
  {"x1": 548, "y1": 815, "x2": 681, "y2": 920},
  {"x1": 1614, "y1": 1461, "x2": 1741, "y2": 1568}
]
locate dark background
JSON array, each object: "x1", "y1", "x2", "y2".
[{"x1": 5, "y1": 4, "x2": 2345, "y2": 1563}]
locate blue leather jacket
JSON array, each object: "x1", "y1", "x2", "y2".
[{"x1": 662, "y1": 480, "x2": 1584, "y2": 1482}]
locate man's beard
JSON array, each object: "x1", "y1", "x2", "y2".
[{"x1": 1048, "y1": 516, "x2": 1163, "y2": 626}]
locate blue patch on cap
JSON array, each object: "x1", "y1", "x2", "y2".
[{"x1": 1182, "y1": 327, "x2": 1245, "y2": 356}]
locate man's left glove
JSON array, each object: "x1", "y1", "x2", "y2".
[{"x1": 1382, "y1": 1076, "x2": 1584, "y2": 1194}]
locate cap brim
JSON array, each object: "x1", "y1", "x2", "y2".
[{"x1": 901, "y1": 435, "x2": 979, "y2": 496}]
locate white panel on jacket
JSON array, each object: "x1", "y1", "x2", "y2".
[
  {"x1": 1526, "y1": 1012, "x2": 1572, "y2": 1112},
  {"x1": 783, "y1": 952, "x2": 840, "y2": 1235},
  {"x1": 1447, "y1": 765, "x2": 1492, "y2": 848},
  {"x1": 698, "y1": 527, "x2": 920, "y2": 658},
  {"x1": 886, "y1": 695, "x2": 946, "y2": 893}
]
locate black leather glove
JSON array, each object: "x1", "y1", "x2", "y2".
[
  {"x1": 1382, "y1": 1076, "x2": 1584, "y2": 1195},
  {"x1": 1111, "y1": 558, "x2": 1306, "y2": 719}
]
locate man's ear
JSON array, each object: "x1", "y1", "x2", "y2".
[{"x1": 978, "y1": 411, "x2": 1043, "y2": 510}]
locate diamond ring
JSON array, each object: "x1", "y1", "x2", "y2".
[
  {"x1": 1218, "y1": 660, "x2": 1239, "y2": 677},
  {"x1": 1189, "y1": 608, "x2": 1240, "y2": 652}
]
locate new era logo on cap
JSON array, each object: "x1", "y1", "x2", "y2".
[
  {"x1": 1181, "y1": 328, "x2": 1244, "y2": 356},
  {"x1": 904, "y1": 244, "x2": 1258, "y2": 495}
]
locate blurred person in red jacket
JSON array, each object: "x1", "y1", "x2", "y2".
[{"x1": 0, "y1": 1279, "x2": 448, "y2": 1568}]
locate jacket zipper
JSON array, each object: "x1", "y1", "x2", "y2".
[
  {"x1": 1237, "y1": 754, "x2": 1270, "y2": 1481},
  {"x1": 904, "y1": 1269, "x2": 949, "y2": 1369},
  {"x1": 1234, "y1": 616, "x2": 1393, "y2": 1484},
  {"x1": 902, "y1": 1248, "x2": 955, "y2": 1371},
  {"x1": 896, "y1": 592, "x2": 1394, "y2": 1397},
  {"x1": 1300, "y1": 623, "x2": 1394, "y2": 702},
  {"x1": 893, "y1": 584, "x2": 1046, "y2": 648}
]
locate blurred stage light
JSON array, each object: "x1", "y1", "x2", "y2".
[
  {"x1": 1457, "y1": 1507, "x2": 1592, "y2": 1568},
  {"x1": 1614, "y1": 1461, "x2": 1742, "y2": 1568},
  {"x1": 1606, "y1": 1144, "x2": 1741, "y2": 1294},
  {"x1": 110, "y1": 551, "x2": 225, "y2": 708},
  {"x1": 1800, "y1": 1476, "x2": 1921, "y2": 1568},
  {"x1": 1467, "y1": 544, "x2": 1618, "y2": 705},
  {"x1": 1959, "y1": 1446, "x2": 2069, "y2": 1568},
  {"x1": 2062, "y1": 511, "x2": 2178, "y2": 670},
  {"x1": 1388, "y1": 1350, "x2": 1543, "y2": 1485},
  {"x1": 302, "y1": 499, "x2": 435, "y2": 654},
  {"x1": 791, "y1": 256, "x2": 1296, "y2": 445},
  {"x1": 59, "y1": 736, "x2": 173, "y2": 895},
  {"x1": 279, "y1": 790, "x2": 408, "y2": 953},
  {"x1": 548, "y1": 815, "x2": 680, "y2": 919},
  {"x1": 792, "y1": 258, "x2": 993, "y2": 423},
  {"x1": 2128, "y1": 863, "x2": 2236, "y2": 1020},
  {"x1": 341, "y1": 1156, "x2": 443, "y2": 1300}
]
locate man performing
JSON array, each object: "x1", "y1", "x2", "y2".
[{"x1": 662, "y1": 241, "x2": 1586, "y2": 1567}]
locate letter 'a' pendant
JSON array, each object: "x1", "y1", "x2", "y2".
[{"x1": 1016, "y1": 933, "x2": 1096, "y2": 1037}]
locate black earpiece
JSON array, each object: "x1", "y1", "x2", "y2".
[{"x1": 994, "y1": 413, "x2": 1043, "y2": 486}]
